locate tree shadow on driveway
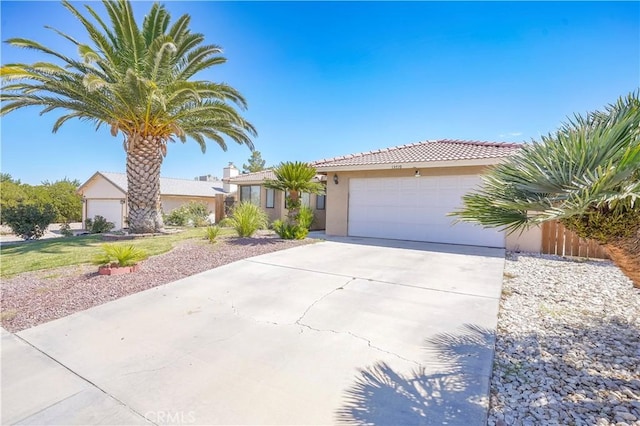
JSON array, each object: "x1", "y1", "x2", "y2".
[{"x1": 335, "y1": 324, "x2": 495, "y2": 425}]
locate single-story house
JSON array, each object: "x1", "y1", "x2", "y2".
[
  {"x1": 312, "y1": 139, "x2": 540, "y2": 251},
  {"x1": 227, "y1": 170, "x2": 327, "y2": 231},
  {"x1": 78, "y1": 168, "x2": 237, "y2": 230}
]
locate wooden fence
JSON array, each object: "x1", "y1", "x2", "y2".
[{"x1": 541, "y1": 221, "x2": 609, "y2": 259}]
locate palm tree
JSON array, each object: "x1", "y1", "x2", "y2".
[
  {"x1": 454, "y1": 92, "x2": 640, "y2": 287},
  {"x1": 0, "y1": 0, "x2": 256, "y2": 233},
  {"x1": 264, "y1": 161, "x2": 324, "y2": 222}
]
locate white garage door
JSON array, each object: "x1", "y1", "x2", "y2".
[
  {"x1": 348, "y1": 176, "x2": 505, "y2": 247},
  {"x1": 87, "y1": 200, "x2": 123, "y2": 230}
]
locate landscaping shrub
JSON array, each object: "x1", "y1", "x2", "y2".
[
  {"x1": 92, "y1": 244, "x2": 148, "y2": 267},
  {"x1": 164, "y1": 201, "x2": 210, "y2": 227},
  {"x1": 59, "y1": 222, "x2": 74, "y2": 237},
  {"x1": 85, "y1": 215, "x2": 115, "y2": 234},
  {"x1": 205, "y1": 225, "x2": 221, "y2": 243},
  {"x1": 272, "y1": 220, "x2": 308, "y2": 240},
  {"x1": 2, "y1": 203, "x2": 56, "y2": 240},
  {"x1": 227, "y1": 202, "x2": 268, "y2": 237},
  {"x1": 297, "y1": 206, "x2": 315, "y2": 230},
  {"x1": 217, "y1": 217, "x2": 233, "y2": 228}
]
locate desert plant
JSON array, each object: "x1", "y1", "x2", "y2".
[
  {"x1": 264, "y1": 162, "x2": 324, "y2": 213},
  {"x1": 205, "y1": 225, "x2": 221, "y2": 243},
  {"x1": 272, "y1": 220, "x2": 309, "y2": 240},
  {"x1": 59, "y1": 222, "x2": 74, "y2": 237},
  {"x1": 297, "y1": 206, "x2": 315, "y2": 230},
  {"x1": 85, "y1": 215, "x2": 115, "y2": 234},
  {"x1": 227, "y1": 202, "x2": 268, "y2": 237},
  {"x1": 217, "y1": 217, "x2": 233, "y2": 228},
  {"x1": 92, "y1": 244, "x2": 148, "y2": 267},
  {"x1": 2, "y1": 203, "x2": 56, "y2": 240},
  {"x1": 264, "y1": 162, "x2": 323, "y2": 239},
  {"x1": 454, "y1": 91, "x2": 640, "y2": 287},
  {"x1": 0, "y1": 0, "x2": 255, "y2": 234}
]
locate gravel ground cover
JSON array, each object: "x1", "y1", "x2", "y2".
[
  {"x1": 1, "y1": 235, "x2": 313, "y2": 333},
  {"x1": 489, "y1": 253, "x2": 640, "y2": 426}
]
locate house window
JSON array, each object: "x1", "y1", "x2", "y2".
[
  {"x1": 301, "y1": 192, "x2": 311, "y2": 207},
  {"x1": 266, "y1": 188, "x2": 275, "y2": 208},
  {"x1": 286, "y1": 191, "x2": 311, "y2": 209},
  {"x1": 240, "y1": 185, "x2": 261, "y2": 205},
  {"x1": 316, "y1": 194, "x2": 326, "y2": 210}
]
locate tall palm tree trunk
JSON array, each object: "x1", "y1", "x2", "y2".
[
  {"x1": 605, "y1": 231, "x2": 640, "y2": 288},
  {"x1": 126, "y1": 135, "x2": 164, "y2": 233}
]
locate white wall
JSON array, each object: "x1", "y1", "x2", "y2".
[
  {"x1": 81, "y1": 176, "x2": 126, "y2": 199},
  {"x1": 506, "y1": 226, "x2": 542, "y2": 253}
]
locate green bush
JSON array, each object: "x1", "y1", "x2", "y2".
[
  {"x1": 59, "y1": 222, "x2": 74, "y2": 237},
  {"x1": 228, "y1": 202, "x2": 268, "y2": 237},
  {"x1": 92, "y1": 244, "x2": 148, "y2": 267},
  {"x1": 297, "y1": 206, "x2": 315, "y2": 229},
  {"x1": 217, "y1": 217, "x2": 233, "y2": 228},
  {"x1": 2, "y1": 203, "x2": 56, "y2": 240},
  {"x1": 272, "y1": 220, "x2": 309, "y2": 240},
  {"x1": 85, "y1": 215, "x2": 115, "y2": 234},
  {"x1": 205, "y1": 225, "x2": 221, "y2": 243},
  {"x1": 164, "y1": 201, "x2": 210, "y2": 227}
]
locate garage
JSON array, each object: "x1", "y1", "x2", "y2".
[
  {"x1": 348, "y1": 175, "x2": 505, "y2": 247},
  {"x1": 86, "y1": 199, "x2": 124, "y2": 230}
]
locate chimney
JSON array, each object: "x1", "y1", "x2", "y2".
[{"x1": 223, "y1": 162, "x2": 239, "y2": 193}]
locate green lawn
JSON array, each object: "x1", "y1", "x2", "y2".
[{"x1": 0, "y1": 227, "x2": 233, "y2": 277}]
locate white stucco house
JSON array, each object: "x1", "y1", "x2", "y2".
[{"x1": 78, "y1": 164, "x2": 239, "y2": 230}]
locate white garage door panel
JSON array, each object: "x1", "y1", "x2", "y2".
[
  {"x1": 87, "y1": 200, "x2": 123, "y2": 230},
  {"x1": 348, "y1": 176, "x2": 505, "y2": 247}
]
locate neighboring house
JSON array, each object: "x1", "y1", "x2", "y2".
[
  {"x1": 78, "y1": 166, "x2": 238, "y2": 230},
  {"x1": 226, "y1": 170, "x2": 328, "y2": 231},
  {"x1": 312, "y1": 139, "x2": 541, "y2": 251}
]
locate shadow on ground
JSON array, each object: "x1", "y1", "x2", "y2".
[
  {"x1": 335, "y1": 324, "x2": 495, "y2": 425},
  {"x1": 310, "y1": 234, "x2": 505, "y2": 258}
]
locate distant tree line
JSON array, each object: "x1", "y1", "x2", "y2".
[{"x1": 0, "y1": 173, "x2": 82, "y2": 224}]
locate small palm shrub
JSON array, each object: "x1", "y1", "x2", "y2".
[
  {"x1": 92, "y1": 244, "x2": 148, "y2": 267},
  {"x1": 228, "y1": 202, "x2": 268, "y2": 237},
  {"x1": 272, "y1": 220, "x2": 308, "y2": 240},
  {"x1": 85, "y1": 215, "x2": 115, "y2": 234},
  {"x1": 3, "y1": 203, "x2": 57, "y2": 240},
  {"x1": 205, "y1": 225, "x2": 221, "y2": 243}
]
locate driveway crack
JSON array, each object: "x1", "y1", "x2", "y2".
[{"x1": 294, "y1": 277, "x2": 356, "y2": 325}]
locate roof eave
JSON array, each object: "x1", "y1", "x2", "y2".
[
  {"x1": 314, "y1": 156, "x2": 511, "y2": 172},
  {"x1": 77, "y1": 171, "x2": 127, "y2": 195}
]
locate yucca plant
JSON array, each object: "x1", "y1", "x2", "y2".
[
  {"x1": 92, "y1": 243, "x2": 148, "y2": 267},
  {"x1": 0, "y1": 0, "x2": 256, "y2": 234},
  {"x1": 227, "y1": 202, "x2": 268, "y2": 238},
  {"x1": 454, "y1": 91, "x2": 640, "y2": 287}
]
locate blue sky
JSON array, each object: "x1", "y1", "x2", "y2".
[{"x1": 1, "y1": 1, "x2": 638, "y2": 185}]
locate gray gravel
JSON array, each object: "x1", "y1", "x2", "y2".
[
  {"x1": 489, "y1": 253, "x2": 640, "y2": 426},
  {"x1": 1, "y1": 235, "x2": 313, "y2": 333}
]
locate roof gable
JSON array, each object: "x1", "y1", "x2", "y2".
[
  {"x1": 312, "y1": 139, "x2": 522, "y2": 169},
  {"x1": 80, "y1": 172, "x2": 227, "y2": 197}
]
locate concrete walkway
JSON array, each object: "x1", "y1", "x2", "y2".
[{"x1": 2, "y1": 238, "x2": 505, "y2": 425}]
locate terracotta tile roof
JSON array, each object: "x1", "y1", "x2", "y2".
[
  {"x1": 312, "y1": 139, "x2": 522, "y2": 168},
  {"x1": 227, "y1": 169, "x2": 327, "y2": 184},
  {"x1": 97, "y1": 172, "x2": 227, "y2": 196},
  {"x1": 226, "y1": 169, "x2": 276, "y2": 183}
]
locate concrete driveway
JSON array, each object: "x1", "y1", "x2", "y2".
[{"x1": 2, "y1": 237, "x2": 505, "y2": 425}]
